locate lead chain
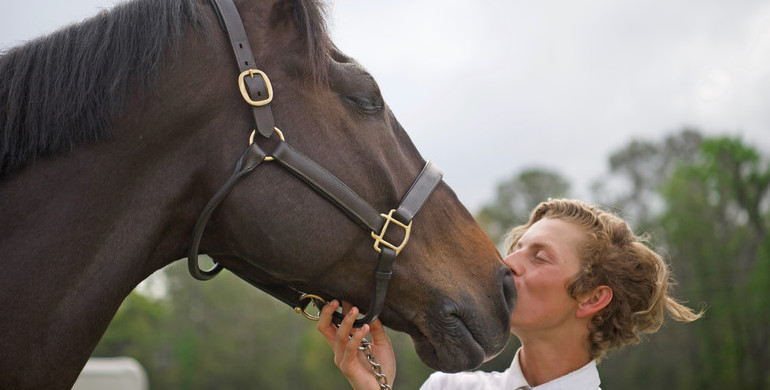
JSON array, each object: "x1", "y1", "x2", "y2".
[{"x1": 358, "y1": 338, "x2": 392, "y2": 390}]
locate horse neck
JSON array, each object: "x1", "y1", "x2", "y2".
[
  {"x1": 0, "y1": 121, "x2": 200, "y2": 388},
  {"x1": 0, "y1": 22, "x2": 236, "y2": 388}
]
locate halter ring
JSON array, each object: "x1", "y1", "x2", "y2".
[
  {"x1": 295, "y1": 293, "x2": 328, "y2": 321},
  {"x1": 249, "y1": 128, "x2": 285, "y2": 161}
]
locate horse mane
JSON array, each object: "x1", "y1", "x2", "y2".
[{"x1": 0, "y1": 0, "x2": 331, "y2": 180}]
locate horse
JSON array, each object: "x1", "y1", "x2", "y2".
[{"x1": 0, "y1": 0, "x2": 516, "y2": 388}]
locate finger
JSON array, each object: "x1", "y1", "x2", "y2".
[
  {"x1": 340, "y1": 323, "x2": 370, "y2": 370},
  {"x1": 319, "y1": 299, "x2": 339, "y2": 325},
  {"x1": 334, "y1": 306, "x2": 359, "y2": 356},
  {"x1": 363, "y1": 319, "x2": 396, "y2": 384},
  {"x1": 317, "y1": 299, "x2": 339, "y2": 345},
  {"x1": 348, "y1": 323, "x2": 369, "y2": 352},
  {"x1": 367, "y1": 319, "x2": 391, "y2": 347}
]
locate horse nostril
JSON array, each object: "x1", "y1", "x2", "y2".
[{"x1": 500, "y1": 265, "x2": 517, "y2": 313}]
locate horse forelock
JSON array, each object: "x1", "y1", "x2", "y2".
[
  {"x1": 0, "y1": 0, "x2": 332, "y2": 181},
  {"x1": 291, "y1": 0, "x2": 332, "y2": 85}
]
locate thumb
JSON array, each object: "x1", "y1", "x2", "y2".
[
  {"x1": 363, "y1": 318, "x2": 396, "y2": 386},
  {"x1": 367, "y1": 319, "x2": 391, "y2": 346}
]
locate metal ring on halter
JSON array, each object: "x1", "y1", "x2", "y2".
[
  {"x1": 295, "y1": 293, "x2": 328, "y2": 321},
  {"x1": 249, "y1": 127, "x2": 284, "y2": 145},
  {"x1": 249, "y1": 128, "x2": 285, "y2": 162}
]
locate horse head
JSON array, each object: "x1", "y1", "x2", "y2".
[{"x1": 190, "y1": 0, "x2": 516, "y2": 371}]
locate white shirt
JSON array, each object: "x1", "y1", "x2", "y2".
[{"x1": 419, "y1": 348, "x2": 601, "y2": 390}]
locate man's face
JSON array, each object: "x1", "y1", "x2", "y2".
[{"x1": 503, "y1": 217, "x2": 585, "y2": 335}]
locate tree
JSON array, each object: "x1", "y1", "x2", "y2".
[
  {"x1": 591, "y1": 129, "x2": 702, "y2": 228},
  {"x1": 657, "y1": 136, "x2": 770, "y2": 389},
  {"x1": 596, "y1": 133, "x2": 770, "y2": 389}
]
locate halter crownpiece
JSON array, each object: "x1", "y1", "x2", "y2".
[{"x1": 188, "y1": 0, "x2": 443, "y2": 329}]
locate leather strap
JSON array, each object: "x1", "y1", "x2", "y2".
[
  {"x1": 227, "y1": 147, "x2": 441, "y2": 327},
  {"x1": 272, "y1": 142, "x2": 385, "y2": 233},
  {"x1": 210, "y1": 0, "x2": 275, "y2": 138},
  {"x1": 235, "y1": 247, "x2": 396, "y2": 328},
  {"x1": 188, "y1": 143, "x2": 267, "y2": 280},
  {"x1": 273, "y1": 143, "x2": 443, "y2": 233},
  {"x1": 189, "y1": 137, "x2": 443, "y2": 322},
  {"x1": 332, "y1": 247, "x2": 396, "y2": 327},
  {"x1": 394, "y1": 161, "x2": 442, "y2": 222}
]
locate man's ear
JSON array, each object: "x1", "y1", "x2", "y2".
[{"x1": 576, "y1": 285, "x2": 613, "y2": 319}]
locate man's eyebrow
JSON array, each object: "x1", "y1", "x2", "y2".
[{"x1": 517, "y1": 238, "x2": 549, "y2": 251}]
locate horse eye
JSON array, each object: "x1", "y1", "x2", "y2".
[
  {"x1": 344, "y1": 94, "x2": 383, "y2": 114},
  {"x1": 328, "y1": 59, "x2": 384, "y2": 115}
]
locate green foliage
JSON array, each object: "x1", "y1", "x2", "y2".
[
  {"x1": 92, "y1": 290, "x2": 168, "y2": 366},
  {"x1": 655, "y1": 136, "x2": 770, "y2": 389},
  {"x1": 599, "y1": 132, "x2": 770, "y2": 389}
]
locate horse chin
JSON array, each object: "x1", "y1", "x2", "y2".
[
  {"x1": 410, "y1": 324, "x2": 488, "y2": 372},
  {"x1": 381, "y1": 306, "x2": 505, "y2": 372}
]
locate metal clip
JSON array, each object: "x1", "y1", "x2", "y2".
[{"x1": 295, "y1": 293, "x2": 328, "y2": 321}]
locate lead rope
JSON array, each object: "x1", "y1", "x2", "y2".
[{"x1": 358, "y1": 338, "x2": 392, "y2": 390}]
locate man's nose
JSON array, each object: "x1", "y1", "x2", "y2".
[{"x1": 503, "y1": 251, "x2": 522, "y2": 276}]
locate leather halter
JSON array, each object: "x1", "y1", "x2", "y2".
[{"x1": 188, "y1": 0, "x2": 443, "y2": 327}]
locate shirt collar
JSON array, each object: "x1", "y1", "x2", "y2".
[
  {"x1": 505, "y1": 348, "x2": 531, "y2": 390},
  {"x1": 505, "y1": 348, "x2": 601, "y2": 390}
]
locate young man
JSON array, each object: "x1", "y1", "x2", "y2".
[{"x1": 318, "y1": 199, "x2": 703, "y2": 389}]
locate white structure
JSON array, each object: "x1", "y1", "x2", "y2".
[{"x1": 72, "y1": 357, "x2": 148, "y2": 390}]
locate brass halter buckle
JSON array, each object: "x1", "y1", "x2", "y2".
[
  {"x1": 238, "y1": 69, "x2": 273, "y2": 107},
  {"x1": 371, "y1": 209, "x2": 412, "y2": 255},
  {"x1": 295, "y1": 293, "x2": 328, "y2": 321}
]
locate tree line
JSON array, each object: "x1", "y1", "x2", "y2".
[{"x1": 93, "y1": 128, "x2": 770, "y2": 389}]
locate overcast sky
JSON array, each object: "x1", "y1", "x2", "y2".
[{"x1": 2, "y1": 0, "x2": 769, "y2": 212}]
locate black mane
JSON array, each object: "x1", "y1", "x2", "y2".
[
  {"x1": 0, "y1": 0, "x2": 331, "y2": 180},
  {"x1": 0, "y1": 0, "x2": 204, "y2": 179}
]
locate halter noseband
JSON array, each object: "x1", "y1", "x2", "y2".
[{"x1": 188, "y1": 0, "x2": 443, "y2": 328}]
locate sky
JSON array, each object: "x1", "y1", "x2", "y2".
[{"x1": 2, "y1": 0, "x2": 770, "y2": 212}]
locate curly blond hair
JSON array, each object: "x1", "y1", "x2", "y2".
[{"x1": 505, "y1": 199, "x2": 703, "y2": 361}]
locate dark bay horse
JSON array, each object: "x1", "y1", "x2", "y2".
[{"x1": 0, "y1": 0, "x2": 515, "y2": 388}]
